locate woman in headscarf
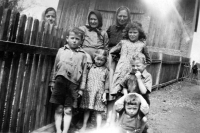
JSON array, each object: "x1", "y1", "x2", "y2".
[{"x1": 79, "y1": 10, "x2": 108, "y2": 64}]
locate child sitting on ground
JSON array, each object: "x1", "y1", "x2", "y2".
[
  {"x1": 111, "y1": 93, "x2": 149, "y2": 133},
  {"x1": 111, "y1": 53, "x2": 152, "y2": 105},
  {"x1": 49, "y1": 27, "x2": 87, "y2": 133},
  {"x1": 79, "y1": 49, "x2": 109, "y2": 132}
]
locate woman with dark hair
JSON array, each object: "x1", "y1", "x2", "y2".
[
  {"x1": 42, "y1": 7, "x2": 57, "y2": 25},
  {"x1": 106, "y1": 6, "x2": 131, "y2": 126}
]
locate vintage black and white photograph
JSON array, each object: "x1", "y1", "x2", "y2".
[{"x1": 0, "y1": 0, "x2": 199, "y2": 133}]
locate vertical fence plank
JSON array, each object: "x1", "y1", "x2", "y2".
[
  {"x1": 0, "y1": 52, "x2": 13, "y2": 132},
  {"x1": 177, "y1": 57, "x2": 182, "y2": 80},
  {"x1": 24, "y1": 17, "x2": 33, "y2": 44},
  {"x1": 41, "y1": 22, "x2": 50, "y2": 47},
  {"x1": 9, "y1": 54, "x2": 27, "y2": 132},
  {"x1": 0, "y1": 8, "x2": 11, "y2": 40},
  {"x1": 60, "y1": 29, "x2": 67, "y2": 48},
  {"x1": 35, "y1": 21, "x2": 45, "y2": 46},
  {"x1": 16, "y1": 54, "x2": 34, "y2": 133},
  {"x1": 22, "y1": 54, "x2": 39, "y2": 133},
  {"x1": 56, "y1": 28, "x2": 63, "y2": 48},
  {"x1": 39, "y1": 56, "x2": 54, "y2": 127},
  {"x1": 27, "y1": 55, "x2": 45, "y2": 132},
  {"x1": 48, "y1": 24, "x2": 54, "y2": 48},
  {"x1": 30, "y1": 19, "x2": 39, "y2": 45},
  {"x1": 9, "y1": 12, "x2": 20, "y2": 42},
  {"x1": 16, "y1": 15, "x2": 27, "y2": 43},
  {"x1": 2, "y1": 53, "x2": 20, "y2": 132},
  {"x1": 0, "y1": 6, "x2": 4, "y2": 25},
  {"x1": 33, "y1": 55, "x2": 50, "y2": 130},
  {"x1": 155, "y1": 52, "x2": 163, "y2": 89},
  {"x1": 52, "y1": 26, "x2": 58, "y2": 48}
]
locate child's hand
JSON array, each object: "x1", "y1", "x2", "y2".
[
  {"x1": 102, "y1": 93, "x2": 107, "y2": 103},
  {"x1": 135, "y1": 71, "x2": 142, "y2": 79},
  {"x1": 122, "y1": 88, "x2": 128, "y2": 95},
  {"x1": 78, "y1": 90, "x2": 83, "y2": 97}
]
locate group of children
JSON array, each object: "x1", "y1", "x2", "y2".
[{"x1": 48, "y1": 6, "x2": 152, "y2": 133}]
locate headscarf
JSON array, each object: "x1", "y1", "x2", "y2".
[
  {"x1": 41, "y1": 7, "x2": 57, "y2": 25},
  {"x1": 86, "y1": 10, "x2": 104, "y2": 42},
  {"x1": 115, "y1": 6, "x2": 131, "y2": 27}
]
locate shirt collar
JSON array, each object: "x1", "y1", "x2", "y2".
[
  {"x1": 141, "y1": 69, "x2": 149, "y2": 78},
  {"x1": 64, "y1": 45, "x2": 83, "y2": 52}
]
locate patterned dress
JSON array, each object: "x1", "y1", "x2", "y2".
[
  {"x1": 111, "y1": 40, "x2": 145, "y2": 96},
  {"x1": 80, "y1": 65, "x2": 109, "y2": 112}
]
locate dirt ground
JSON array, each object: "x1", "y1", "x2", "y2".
[
  {"x1": 71, "y1": 81, "x2": 200, "y2": 133},
  {"x1": 148, "y1": 81, "x2": 200, "y2": 133}
]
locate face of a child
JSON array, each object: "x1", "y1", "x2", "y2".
[
  {"x1": 130, "y1": 59, "x2": 146, "y2": 73},
  {"x1": 128, "y1": 28, "x2": 139, "y2": 42},
  {"x1": 117, "y1": 10, "x2": 128, "y2": 26},
  {"x1": 125, "y1": 104, "x2": 139, "y2": 117},
  {"x1": 94, "y1": 56, "x2": 106, "y2": 67},
  {"x1": 67, "y1": 32, "x2": 83, "y2": 50},
  {"x1": 89, "y1": 14, "x2": 99, "y2": 28},
  {"x1": 45, "y1": 10, "x2": 56, "y2": 25}
]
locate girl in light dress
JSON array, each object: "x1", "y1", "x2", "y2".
[{"x1": 79, "y1": 49, "x2": 109, "y2": 132}]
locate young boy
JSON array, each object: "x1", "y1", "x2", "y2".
[
  {"x1": 111, "y1": 52, "x2": 152, "y2": 105},
  {"x1": 111, "y1": 93, "x2": 149, "y2": 133},
  {"x1": 49, "y1": 27, "x2": 87, "y2": 133}
]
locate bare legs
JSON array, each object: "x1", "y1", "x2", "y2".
[
  {"x1": 54, "y1": 105, "x2": 72, "y2": 133},
  {"x1": 79, "y1": 110, "x2": 90, "y2": 132}
]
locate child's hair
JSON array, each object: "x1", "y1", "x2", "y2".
[
  {"x1": 115, "y1": 6, "x2": 131, "y2": 26},
  {"x1": 66, "y1": 27, "x2": 85, "y2": 41},
  {"x1": 131, "y1": 52, "x2": 147, "y2": 64},
  {"x1": 124, "y1": 94, "x2": 141, "y2": 107},
  {"x1": 123, "y1": 21, "x2": 146, "y2": 41},
  {"x1": 94, "y1": 49, "x2": 108, "y2": 64},
  {"x1": 44, "y1": 7, "x2": 56, "y2": 15}
]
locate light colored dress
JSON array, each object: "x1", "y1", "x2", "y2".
[
  {"x1": 110, "y1": 40, "x2": 146, "y2": 96},
  {"x1": 80, "y1": 65, "x2": 109, "y2": 112}
]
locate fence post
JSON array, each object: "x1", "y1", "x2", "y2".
[
  {"x1": 155, "y1": 52, "x2": 163, "y2": 90},
  {"x1": 176, "y1": 56, "x2": 182, "y2": 80}
]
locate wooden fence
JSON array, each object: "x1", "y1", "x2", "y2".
[
  {"x1": 0, "y1": 7, "x2": 190, "y2": 133},
  {"x1": 0, "y1": 7, "x2": 66, "y2": 133}
]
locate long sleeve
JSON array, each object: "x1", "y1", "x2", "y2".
[
  {"x1": 79, "y1": 55, "x2": 88, "y2": 90},
  {"x1": 109, "y1": 41, "x2": 122, "y2": 55},
  {"x1": 142, "y1": 46, "x2": 151, "y2": 65}
]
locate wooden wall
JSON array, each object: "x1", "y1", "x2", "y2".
[{"x1": 57, "y1": 0, "x2": 198, "y2": 57}]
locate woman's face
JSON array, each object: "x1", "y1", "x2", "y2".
[
  {"x1": 128, "y1": 28, "x2": 139, "y2": 42},
  {"x1": 117, "y1": 10, "x2": 128, "y2": 26},
  {"x1": 89, "y1": 14, "x2": 99, "y2": 28},
  {"x1": 45, "y1": 10, "x2": 56, "y2": 25}
]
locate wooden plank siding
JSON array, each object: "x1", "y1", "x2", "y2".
[{"x1": 57, "y1": 0, "x2": 197, "y2": 57}]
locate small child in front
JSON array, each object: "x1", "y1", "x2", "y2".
[
  {"x1": 112, "y1": 93, "x2": 149, "y2": 133},
  {"x1": 49, "y1": 27, "x2": 87, "y2": 133},
  {"x1": 79, "y1": 49, "x2": 109, "y2": 132}
]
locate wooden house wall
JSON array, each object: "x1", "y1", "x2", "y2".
[{"x1": 57, "y1": 0, "x2": 197, "y2": 57}]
